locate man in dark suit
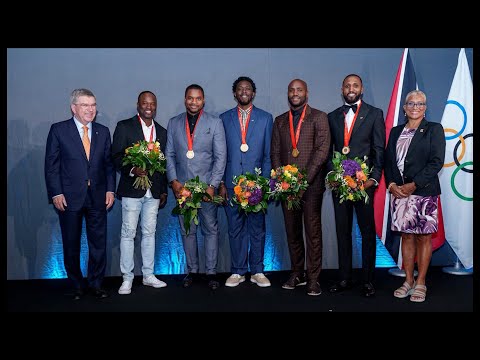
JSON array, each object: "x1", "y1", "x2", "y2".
[
  {"x1": 271, "y1": 79, "x2": 331, "y2": 296},
  {"x1": 112, "y1": 91, "x2": 168, "y2": 295},
  {"x1": 327, "y1": 74, "x2": 385, "y2": 297},
  {"x1": 45, "y1": 88, "x2": 116, "y2": 300},
  {"x1": 219, "y1": 76, "x2": 273, "y2": 288}
]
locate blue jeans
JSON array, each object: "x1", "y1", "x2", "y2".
[{"x1": 120, "y1": 196, "x2": 160, "y2": 281}]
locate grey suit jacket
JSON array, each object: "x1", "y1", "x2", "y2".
[{"x1": 166, "y1": 110, "x2": 227, "y2": 187}]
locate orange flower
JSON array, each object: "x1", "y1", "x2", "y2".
[
  {"x1": 345, "y1": 176, "x2": 357, "y2": 188},
  {"x1": 356, "y1": 170, "x2": 367, "y2": 182}
]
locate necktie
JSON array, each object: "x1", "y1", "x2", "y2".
[
  {"x1": 343, "y1": 104, "x2": 358, "y2": 113},
  {"x1": 82, "y1": 125, "x2": 90, "y2": 160}
]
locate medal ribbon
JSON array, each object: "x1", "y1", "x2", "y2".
[
  {"x1": 343, "y1": 102, "x2": 362, "y2": 149},
  {"x1": 288, "y1": 105, "x2": 307, "y2": 152},
  {"x1": 237, "y1": 106, "x2": 252, "y2": 145},
  {"x1": 138, "y1": 115, "x2": 154, "y2": 142},
  {"x1": 185, "y1": 109, "x2": 203, "y2": 152}
]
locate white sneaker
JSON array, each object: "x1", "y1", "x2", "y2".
[
  {"x1": 225, "y1": 274, "x2": 245, "y2": 287},
  {"x1": 143, "y1": 275, "x2": 167, "y2": 288},
  {"x1": 118, "y1": 280, "x2": 132, "y2": 295},
  {"x1": 250, "y1": 273, "x2": 271, "y2": 287}
]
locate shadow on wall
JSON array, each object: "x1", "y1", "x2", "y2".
[{"x1": 7, "y1": 119, "x2": 55, "y2": 279}]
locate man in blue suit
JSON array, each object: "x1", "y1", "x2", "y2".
[
  {"x1": 166, "y1": 84, "x2": 227, "y2": 290},
  {"x1": 218, "y1": 76, "x2": 273, "y2": 288},
  {"x1": 45, "y1": 88, "x2": 116, "y2": 300}
]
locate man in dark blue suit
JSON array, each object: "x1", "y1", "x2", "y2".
[
  {"x1": 45, "y1": 88, "x2": 116, "y2": 300},
  {"x1": 219, "y1": 76, "x2": 273, "y2": 288}
]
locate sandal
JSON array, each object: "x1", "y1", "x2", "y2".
[
  {"x1": 410, "y1": 284, "x2": 427, "y2": 302},
  {"x1": 394, "y1": 281, "x2": 415, "y2": 298}
]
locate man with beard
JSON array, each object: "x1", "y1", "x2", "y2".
[
  {"x1": 327, "y1": 74, "x2": 385, "y2": 297},
  {"x1": 219, "y1": 76, "x2": 273, "y2": 288},
  {"x1": 112, "y1": 91, "x2": 168, "y2": 295},
  {"x1": 271, "y1": 79, "x2": 331, "y2": 296},
  {"x1": 166, "y1": 84, "x2": 227, "y2": 290}
]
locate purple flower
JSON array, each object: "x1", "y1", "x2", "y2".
[
  {"x1": 248, "y1": 188, "x2": 263, "y2": 205},
  {"x1": 269, "y1": 178, "x2": 277, "y2": 191},
  {"x1": 341, "y1": 159, "x2": 361, "y2": 176}
]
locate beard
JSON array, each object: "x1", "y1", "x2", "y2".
[
  {"x1": 288, "y1": 97, "x2": 306, "y2": 109},
  {"x1": 343, "y1": 93, "x2": 362, "y2": 105}
]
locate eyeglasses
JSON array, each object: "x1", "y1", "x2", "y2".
[
  {"x1": 406, "y1": 102, "x2": 426, "y2": 109},
  {"x1": 76, "y1": 103, "x2": 97, "y2": 109}
]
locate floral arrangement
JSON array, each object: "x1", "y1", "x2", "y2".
[
  {"x1": 268, "y1": 164, "x2": 309, "y2": 210},
  {"x1": 230, "y1": 167, "x2": 270, "y2": 214},
  {"x1": 325, "y1": 151, "x2": 371, "y2": 203},
  {"x1": 171, "y1": 176, "x2": 223, "y2": 235},
  {"x1": 122, "y1": 140, "x2": 166, "y2": 190}
]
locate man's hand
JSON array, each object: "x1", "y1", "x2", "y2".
[
  {"x1": 171, "y1": 180, "x2": 183, "y2": 199},
  {"x1": 364, "y1": 179, "x2": 376, "y2": 190},
  {"x1": 204, "y1": 186, "x2": 215, "y2": 202},
  {"x1": 159, "y1": 193, "x2": 168, "y2": 208},
  {"x1": 218, "y1": 183, "x2": 228, "y2": 204},
  {"x1": 53, "y1": 194, "x2": 67, "y2": 211},
  {"x1": 105, "y1": 192, "x2": 115, "y2": 209},
  {"x1": 132, "y1": 167, "x2": 147, "y2": 177}
]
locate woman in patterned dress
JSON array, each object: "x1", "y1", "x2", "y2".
[{"x1": 384, "y1": 90, "x2": 445, "y2": 302}]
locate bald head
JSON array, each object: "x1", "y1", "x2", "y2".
[{"x1": 288, "y1": 79, "x2": 308, "y2": 110}]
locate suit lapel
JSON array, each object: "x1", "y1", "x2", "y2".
[
  {"x1": 334, "y1": 109, "x2": 345, "y2": 152},
  {"x1": 350, "y1": 101, "x2": 368, "y2": 138},
  {"x1": 407, "y1": 119, "x2": 428, "y2": 155},
  {"x1": 230, "y1": 108, "x2": 242, "y2": 142},
  {"x1": 89, "y1": 123, "x2": 97, "y2": 161}
]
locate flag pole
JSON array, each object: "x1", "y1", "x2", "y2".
[{"x1": 442, "y1": 257, "x2": 473, "y2": 275}]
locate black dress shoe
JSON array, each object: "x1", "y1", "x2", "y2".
[
  {"x1": 91, "y1": 288, "x2": 109, "y2": 299},
  {"x1": 329, "y1": 280, "x2": 353, "y2": 293},
  {"x1": 207, "y1": 274, "x2": 220, "y2": 290},
  {"x1": 183, "y1": 273, "x2": 195, "y2": 288},
  {"x1": 362, "y1": 283, "x2": 375, "y2": 297},
  {"x1": 73, "y1": 288, "x2": 84, "y2": 301}
]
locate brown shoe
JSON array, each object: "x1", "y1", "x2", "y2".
[
  {"x1": 307, "y1": 281, "x2": 322, "y2": 296},
  {"x1": 282, "y1": 272, "x2": 307, "y2": 290}
]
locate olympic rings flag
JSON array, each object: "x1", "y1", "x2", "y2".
[{"x1": 439, "y1": 48, "x2": 473, "y2": 269}]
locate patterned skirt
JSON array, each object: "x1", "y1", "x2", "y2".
[{"x1": 390, "y1": 195, "x2": 439, "y2": 234}]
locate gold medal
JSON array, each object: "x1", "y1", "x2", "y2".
[
  {"x1": 341, "y1": 146, "x2": 350, "y2": 155},
  {"x1": 240, "y1": 143, "x2": 249, "y2": 152},
  {"x1": 292, "y1": 148, "x2": 299, "y2": 157},
  {"x1": 186, "y1": 150, "x2": 195, "y2": 159}
]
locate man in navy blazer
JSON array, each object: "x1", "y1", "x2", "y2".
[
  {"x1": 327, "y1": 74, "x2": 385, "y2": 297},
  {"x1": 45, "y1": 88, "x2": 115, "y2": 300},
  {"x1": 218, "y1": 76, "x2": 273, "y2": 288}
]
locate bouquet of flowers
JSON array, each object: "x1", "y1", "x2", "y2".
[
  {"x1": 122, "y1": 140, "x2": 166, "y2": 190},
  {"x1": 268, "y1": 164, "x2": 309, "y2": 210},
  {"x1": 230, "y1": 167, "x2": 270, "y2": 214},
  {"x1": 325, "y1": 151, "x2": 372, "y2": 203},
  {"x1": 171, "y1": 176, "x2": 223, "y2": 235}
]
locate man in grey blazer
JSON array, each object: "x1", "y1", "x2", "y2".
[{"x1": 166, "y1": 84, "x2": 227, "y2": 290}]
